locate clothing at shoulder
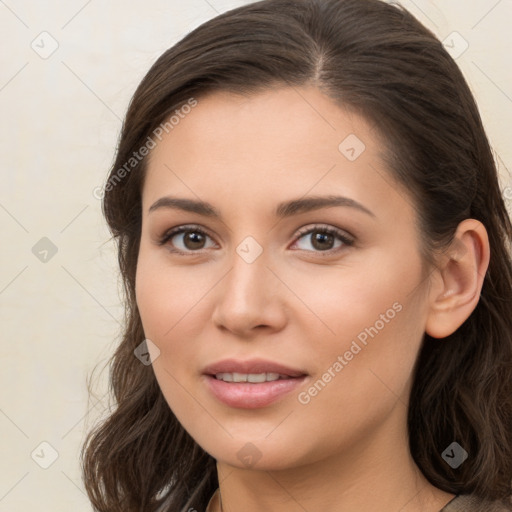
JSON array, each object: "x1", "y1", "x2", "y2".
[{"x1": 442, "y1": 493, "x2": 512, "y2": 512}]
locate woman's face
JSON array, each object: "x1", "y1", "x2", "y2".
[{"x1": 136, "y1": 86, "x2": 431, "y2": 470}]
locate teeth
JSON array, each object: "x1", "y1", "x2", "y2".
[{"x1": 215, "y1": 372, "x2": 283, "y2": 383}]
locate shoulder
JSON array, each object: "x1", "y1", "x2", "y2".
[{"x1": 443, "y1": 493, "x2": 512, "y2": 512}]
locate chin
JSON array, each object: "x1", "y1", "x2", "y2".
[{"x1": 194, "y1": 434, "x2": 323, "y2": 472}]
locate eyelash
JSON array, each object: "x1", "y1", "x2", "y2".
[{"x1": 157, "y1": 224, "x2": 354, "y2": 256}]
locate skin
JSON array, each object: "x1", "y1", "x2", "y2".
[{"x1": 135, "y1": 86, "x2": 490, "y2": 512}]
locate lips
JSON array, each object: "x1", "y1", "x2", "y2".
[
  {"x1": 202, "y1": 358, "x2": 308, "y2": 409},
  {"x1": 202, "y1": 358, "x2": 307, "y2": 378}
]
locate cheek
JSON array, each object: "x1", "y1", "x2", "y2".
[
  {"x1": 288, "y1": 245, "x2": 424, "y2": 351},
  {"x1": 294, "y1": 248, "x2": 426, "y2": 405},
  {"x1": 135, "y1": 255, "x2": 207, "y2": 430},
  {"x1": 135, "y1": 245, "x2": 213, "y2": 343},
  {"x1": 290, "y1": 292, "x2": 424, "y2": 464},
  {"x1": 134, "y1": 246, "x2": 218, "y2": 395}
]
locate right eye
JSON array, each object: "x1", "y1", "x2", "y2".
[{"x1": 158, "y1": 225, "x2": 217, "y2": 254}]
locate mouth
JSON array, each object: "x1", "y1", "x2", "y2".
[
  {"x1": 213, "y1": 372, "x2": 293, "y2": 383},
  {"x1": 202, "y1": 359, "x2": 308, "y2": 409}
]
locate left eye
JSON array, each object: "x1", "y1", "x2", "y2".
[{"x1": 292, "y1": 226, "x2": 354, "y2": 253}]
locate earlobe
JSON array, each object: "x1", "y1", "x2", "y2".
[{"x1": 425, "y1": 219, "x2": 490, "y2": 339}]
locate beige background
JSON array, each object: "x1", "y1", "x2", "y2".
[{"x1": 0, "y1": 0, "x2": 511, "y2": 510}]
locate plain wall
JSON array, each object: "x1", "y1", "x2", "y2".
[{"x1": 0, "y1": 0, "x2": 511, "y2": 510}]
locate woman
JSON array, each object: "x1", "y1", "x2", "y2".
[{"x1": 82, "y1": 0, "x2": 512, "y2": 511}]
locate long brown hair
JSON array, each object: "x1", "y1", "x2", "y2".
[{"x1": 81, "y1": 0, "x2": 512, "y2": 510}]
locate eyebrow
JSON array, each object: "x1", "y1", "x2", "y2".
[{"x1": 148, "y1": 194, "x2": 375, "y2": 218}]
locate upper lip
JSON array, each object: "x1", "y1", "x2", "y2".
[{"x1": 202, "y1": 358, "x2": 307, "y2": 377}]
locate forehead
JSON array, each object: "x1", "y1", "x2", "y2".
[
  {"x1": 149, "y1": 86, "x2": 381, "y2": 163},
  {"x1": 141, "y1": 86, "x2": 409, "y2": 226}
]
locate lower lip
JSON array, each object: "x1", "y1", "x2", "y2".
[{"x1": 204, "y1": 374, "x2": 307, "y2": 409}]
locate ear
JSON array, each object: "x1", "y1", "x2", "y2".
[{"x1": 425, "y1": 219, "x2": 490, "y2": 339}]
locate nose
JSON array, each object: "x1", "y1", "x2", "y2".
[{"x1": 211, "y1": 246, "x2": 288, "y2": 338}]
